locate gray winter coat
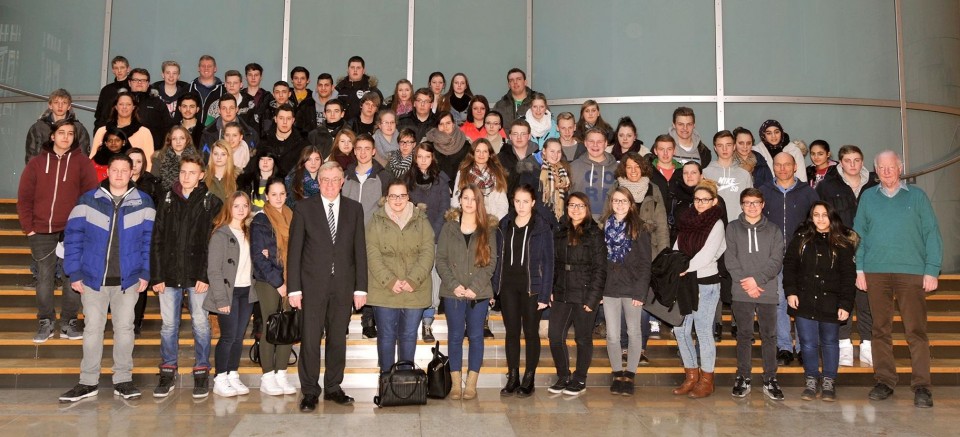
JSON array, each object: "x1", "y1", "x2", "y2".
[{"x1": 204, "y1": 225, "x2": 258, "y2": 314}]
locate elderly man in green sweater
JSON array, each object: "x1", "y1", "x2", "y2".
[{"x1": 853, "y1": 150, "x2": 942, "y2": 408}]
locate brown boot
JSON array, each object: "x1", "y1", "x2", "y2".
[
  {"x1": 450, "y1": 371, "x2": 463, "y2": 400},
  {"x1": 209, "y1": 314, "x2": 220, "y2": 338},
  {"x1": 673, "y1": 368, "x2": 700, "y2": 395},
  {"x1": 688, "y1": 371, "x2": 715, "y2": 398},
  {"x1": 463, "y1": 371, "x2": 479, "y2": 400}
]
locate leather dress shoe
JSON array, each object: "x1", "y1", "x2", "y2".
[
  {"x1": 324, "y1": 389, "x2": 355, "y2": 405},
  {"x1": 299, "y1": 395, "x2": 319, "y2": 412}
]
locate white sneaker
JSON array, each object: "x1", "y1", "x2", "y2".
[
  {"x1": 839, "y1": 339, "x2": 854, "y2": 367},
  {"x1": 275, "y1": 369, "x2": 297, "y2": 395},
  {"x1": 859, "y1": 340, "x2": 873, "y2": 367},
  {"x1": 213, "y1": 373, "x2": 238, "y2": 397},
  {"x1": 228, "y1": 371, "x2": 250, "y2": 395},
  {"x1": 259, "y1": 372, "x2": 283, "y2": 396}
]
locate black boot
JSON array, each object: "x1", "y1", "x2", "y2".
[
  {"x1": 610, "y1": 371, "x2": 624, "y2": 395},
  {"x1": 714, "y1": 323, "x2": 722, "y2": 342},
  {"x1": 621, "y1": 371, "x2": 636, "y2": 396},
  {"x1": 500, "y1": 368, "x2": 520, "y2": 396},
  {"x1": 516, "y1": 370, "x2": 536, "y2": 398}
]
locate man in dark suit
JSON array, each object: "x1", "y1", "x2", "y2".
[{"x1": 288, "y1": 161, "x2": 368, "y2": 412}]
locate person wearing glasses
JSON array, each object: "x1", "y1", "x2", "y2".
[
  {"x1": 483, "y1": 110, "x2": 507, "y2": 154},
  {"x1": 384, "y1": 128, "x2": 417, "y2": 180},
  {"x1": 725, "y1": 188, "x2": 785, "y2": 400},
  {"x1": 372, "y1": 109, "x2": 401, "y2": 168},
  {"x1": 671, "y1": 180, "x2": 726, "y2": 399},
  {"x1": 365, "y1": 180, "x2": 436, "y2": 374},
  {"x1": 399, "y1": 87, "x2": 439, "y2": 142},
  {"x1": 498, "y1": 119, "x2": 540, "y2": 196},
  {"x1": 288, "y1": 161, "x2": 368, "y2": 411}
]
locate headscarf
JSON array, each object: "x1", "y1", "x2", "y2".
[{"x1": 758, "y1": 119, "x2": 791, "y2": 156}]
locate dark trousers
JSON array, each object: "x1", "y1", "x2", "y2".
[
  {"x1": 214, "y1": 288, "x2": 253, "y2": 375},
  {"x1": 549, "y1": 301, "x2": 597, "y2": 383},
  {"x1": 30, "y1": 233, "x2": 79, "y2": 321},
  {"x1": 839, "y1": 289, "x2": 873, "y2": 341},
  {"x1": 732, "y1": 300, "x2": 779, "y2": 381},
  {"x1": 500, "y1": 281, "x2": 541, "y2": 371},
  {"x1": 866, "y1": 273, "x2": 930, "y2": 389},
  {"x1": 134, "y1": 291, "x2": 148, "y2": 327},
  {"x1": 255, "y1": 282, "x2": 293, "y2": 373},
  {"x1": 298, "y1": 292, "x2": 352, "y2": 396}
]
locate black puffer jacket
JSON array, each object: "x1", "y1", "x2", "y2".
[
  {"x1": 815, "y1": 171, "x2": 879, "y2": 228},
  {"x1": 552, "y1": 218, "x2": 607, "y2": 310},
  {"x1": 783, "y1": 230, "x2": 857, "y2": 323},
  {"x1": 134, "y1": 171, "x2": 164, "y2": 205},
  {"x1": 150, "y1": 183, "x2": 223, "y2": 287}
]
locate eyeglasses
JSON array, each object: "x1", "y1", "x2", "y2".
[
  {"x1": 399, "y1": 140, "x2": 416, "y2": 144},
  {"x1": 319, "y1": 177, "x2": 342, "y2": 184},
  {"x1": 485, "y1": 121, "x2": 501, "y2": 126},
  {"x1": 693, "y1": 197, "x2": 714, "y2": 204},
  {"x1": 387, "y1": 194, "x2": 409, "y2": 200},
  {"x1": 415, "y1": 99, "x2": 431, "y2": 105},
  {"x1": 741, "y1": 200, "x2": 762, "y2": 207},
  {"x1": 567, "y1": 203, "x2": 586, "y2": 210},
  {"x1": 611, "y1": 199, "x2": 630, "y2": 205},
  {"x1": 129, "y1": 78, "x2": 148, "y2": 83}
]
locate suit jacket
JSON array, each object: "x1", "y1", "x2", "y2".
[{"x1": 287, "y1": 195, "x2": 368, "y2": 305}]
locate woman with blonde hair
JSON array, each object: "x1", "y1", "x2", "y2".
[{"x1": 204, "y1": 140, "x2": 238, "y2": 203}]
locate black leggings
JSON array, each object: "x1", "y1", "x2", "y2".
[{"x1": 500, "y1": 280, "x2": 541, "y2": 371}]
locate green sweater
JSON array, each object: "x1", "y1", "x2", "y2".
[{"x1": 853, "y1": 184, "x2": 942, "y2": 276}]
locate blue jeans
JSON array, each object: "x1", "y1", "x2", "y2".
[
  {"x1": 374, "y1": 306, "x2": 424, "y2": 373},
  {"x1": 159, "y1": 286, "x2": 211, "y2": 369},
  {"x1": 214, "y1": 288, "x2": 253, "y2": 375},
  {"x1": 795, "y1": 316, "x2": 840, "y2": 379},
  {"x1": 776, "y1": 273, "x2": 798, "y2": 352},
  {"x1": 443, "y1": 297, "x2": 489, "y2": 372},
  {"x1": 675, "y1": 283, "x2": 719, "y2": 372}
]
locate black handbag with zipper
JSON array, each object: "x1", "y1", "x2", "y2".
[
  {"x1": 426, "y1": 341, "x2": 451, "y2": 398},
  {"x1": 265, "y1": 297, "x2": 302, "y2": 345},
  {"x1": 374, "y1": 360, "x2": 428, "y2": 407}
]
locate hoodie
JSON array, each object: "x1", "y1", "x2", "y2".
[
  {"x1": 724, "y1": 213, "x2": 784, "y2": 304},
  {"x1": 18, "y1": 140, "x2": 99, "y2": 235},
  {"x1": 758, "y1": 178, "x2": 820, "y2": 250},
  {"x1": 668, "y1": 127, "x2": 712, "y2": 167},
  {"x1": 25, "y1": 109, "x2": 92, "y2": 163},
  {"x1": 342, "y1": 160, "x2": 394, "y2": 225},
  {"x1": 150, "y1": 80, "x2": 192, "y2": 119},
  {"x1": 311, "y1": 88, "x2": 340, "y2": 126},
  {"x1": 703, "y1": 161, "x2": 753, "y2": 220},
  {"x1": 569, "y1": 152, "x2": 617, "y2": 218},
  {"x1": 189, "y1": 77, "x2": 225, "y2": 126}
]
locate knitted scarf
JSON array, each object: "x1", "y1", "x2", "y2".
[
  {"x1": 262, "y1": 205, "x2": 293, "y2": 283},
  {"x1": 387, "y1": 150, "x2": 413, "y2": 179},
  {"x1": 617, "y1": 177, "x2": 649, "y2": 204},
  {"x1": 468, "y1": 165, "x2": 495, "y2": 195},
  {"x1": 735, "y1": 150, "x2": 757, "y2": 173},
  {"x1": 524, "y1": 108, "x2": 553, "y2": 138},
  {"x1": 604, "y1": 216, "x2": 632, "y2": 263},
  {"x1": 425, "y1": 127, "x2": 467, "y2": 156},
  {"x1": 539, "y1": 163, "x2": 570, "y2": 220},
  {"x1": 373, "y1": 129, "x2": 399, "y2": 157},
  {"x1": 413, "y1": 167, "x2": 435, "y2": 189},
  {"x1": 155, "y1": 146, "x2": 200, "y2": 191},
  {"x1": 676, "y1": 205, "x2": 722, "y2": 258}
]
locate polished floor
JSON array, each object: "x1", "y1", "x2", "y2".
[{"x1": 1, "y1": 385, "x2": 956, "y2": 436}]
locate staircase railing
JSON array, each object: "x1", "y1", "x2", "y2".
[{"x1": 0, "y1": 83, "x2": 95, "y2": 112}]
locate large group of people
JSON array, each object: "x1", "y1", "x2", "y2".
[{"x1": 16, "y1": 54, "x2": 942, "y2": 411}]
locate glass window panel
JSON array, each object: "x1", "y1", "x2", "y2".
[{"x1": 902, "y1": 0, "x2": 960, "y2": 107}]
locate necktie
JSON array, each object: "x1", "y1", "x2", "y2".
[
  {"x1": 327, "y1": 202, "x2": 337, "y2": 244},
  {"x1": 328, "y1": 202, "x2": 336, "y2": 275}
]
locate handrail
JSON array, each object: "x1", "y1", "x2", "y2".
[
  {"x1": 902, "y1": 124, "x2": 960, "y2": 181},
  {"x1": 0, "y1": 83, "x2": 95, "y2": 112}
]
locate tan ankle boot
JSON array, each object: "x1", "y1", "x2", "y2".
[
  {"x1": 688, "y1": 371, "x2": 715, "y2": 398},
  {"x1": 673, "y1": 368, "x2": 700, "y2": 395},
  {"x1": 450, "y1": 371, "x2": 463, "y2": 400},
  {"x1": 463, "y1": 371, "x2": 479, "y2": 400}
]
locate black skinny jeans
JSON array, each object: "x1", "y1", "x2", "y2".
[
  {"x1": 500, "y1": 279, "x2": 541, "y2": 372},
  {"x1": 549, "y1": 300, "x2": 597, "y2": 383}
]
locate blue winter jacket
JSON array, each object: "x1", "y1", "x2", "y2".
[
  {"x1": 758, "y1": 178, "x2": 820, "y2": 250},
  {"x1": 64, "y1": 183, "x2": 155, "y2": 292}
]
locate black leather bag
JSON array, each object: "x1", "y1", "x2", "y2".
[
  {"x1": 265, "y1": 298, "x2": 302, "y2": 345},
  {"x1": 374, "y1": 361, "x2": 428, "y2": 407},
  {"x1": 426, "y1": 341, "x2": 451, "y2": 399}
]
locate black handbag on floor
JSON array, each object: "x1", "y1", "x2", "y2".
[
  {"x1": 265, "y1": 297, "x2": 302, "y2": 345},
  {"x1": 426, "y1": 341, "x2": 451, "y2": 399},
  {"x1": 374, "y1": 360, "x2": 428, "y2": 407}
]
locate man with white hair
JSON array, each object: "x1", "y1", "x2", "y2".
[{"x1": 854, "y1": 150, "x2": 942, "y2": 408}]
